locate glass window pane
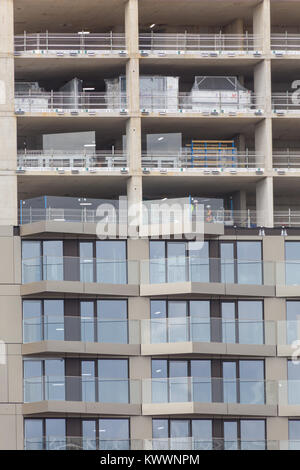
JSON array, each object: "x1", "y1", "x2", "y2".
[
  {"x1": 23, "y1": 300, "x2": 42, "y2": 343},
  {"x1": 96, "y1": 241, "x2": 127, "y2": 284},
  {"x1": 25, "y1": 419, "x2": 43, "y2": 450},
  {"x1": 285, "y1": 243, "x2": 300, "y2": 285},
  {"x1": 152, "y1": 419, "x2": 168, "y2": 449},
  {"x1": 97, "y1": 300, "x2": 127, "y2": 343},
  {"x1": 239, "y1": 361, "x2": 264, "y2": 404},
  {"x1": 240, "y1": 420, "x2": 265, "y2": 450},
  {"x1": 287, "y1": 302, "x2": 300, "y2": 345},
  {"x1": 98, "y1": 360, "x2": 128, "y2": 403},
  {"x1": 238, "y1": 301, "x2": 263, "y2": 345},
  {"x1": 45, "y1": 360, "x2": 65, "y2": 401},
  {"x1": 167, "y1": 242, "x2": 187, "y2": 283},
  {"x1": 22, "y1": 241, "x2": 41, "y2": 283},
  {"x1": 289, "y1": 420, "x2": 300, "y2": 450},
  {"x1": 222, "y1": 302, "x2": 236, "y2": 343},
  {"x1": 224, "y1": 421, "x2": 238, "y2": 450},
  {"x1": 99, "y1": 419, "x2": 129, "y2": 450},
  {"x1": 221, "y1": 243, "x2": 234, "y2": 283},
  {"x1": 43, "y1": 241, "x2": 63, "y2": 281},
  {"x1": 80, "y1": 242, "x2": 94, "y2": 283},
  {"x1": 149, "y1": 241, "x2": 166, "y2": 284},
  {"x1": 24, "y1": 360, "x2": 43, "y2": 402},
  {"x1": 170, "y1": 420, "x2": 190, "y2": 450},
  {"x1": 223, "y1": 362, "x2": 237, "y2": 403},
  {"x1": 44, "y1": 300, "x2": 64, "y2": 341},
  {"x1": 288, "y1": 361, "x2": 300, "y2": 404},
  {"x1": 190, "y1": 301, "x2": 210, "y2": 342},
  {"x1": 152, "y1": 360, "x2": 168, "y2": 403},
  {"x1": 188, "y1": 241, "x2": 209, "y2": 283},
  {"x1": 192, "y1": 420, "x2": 212, "y2": 450},
  {"x1": 237, "y1": 242, "x2": 262, "y2": 285},
  {"x1": 45, "y1": 419, "x2": 66, "y2": 451},
  {"x1": 168, "y1": 301, "x2": 188, "y2": 342},
  {"x1": 82, "y1": 361, "x2": 95, "y2": 402},
  {"x1": 169, "y1": 361, "x2": 189, "y2": 403},
  {"x1": 82, "y1": 420, "x2": 97, "y2": 450},
  {"x1": 150, "y1": 300, "x2": 167, "y2": 343},
  {"x1": 80, "y1": 301, "x2": 94, "y2": 342},
  {"x1": 191, "y1": 360, "x2": 211, "y2": 403}
]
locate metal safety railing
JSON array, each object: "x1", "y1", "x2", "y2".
[
  {"x1": 139, "y1": 33, "x2": 262, "y2": 54},
  {"x1": 142, "y1": 150, "x2": 263, "y2": 169},
  {"x1": 140, "y1": 92, "x2": 264, "y2": 113},
  {"x1": 271, "y1": 33, "x2": 300, "y2": 53},
  {"x1": 14, "y1": 32, "x2": 126, "y2": 54},
  {"x1": 17, "y1": 150, "x2": 127, "y2": 169},
  {"x1": 15, "y1": 92, "x2": 127, "y2": 113},
  {"x1": 273, "y1": 150, "x2": 300, "y2": 168},
  {"x1": 272, "y1": 92, "x2": 300, "y2": 112}
]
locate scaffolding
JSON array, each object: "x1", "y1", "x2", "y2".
[{"x1": 186, "y1": 140, "x2": 237, "y2": 167}]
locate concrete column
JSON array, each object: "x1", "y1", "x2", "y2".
[
  {"x1": 256, "y1": 177, "x2": 274, "y2": 227},
  {"x1": 125, "y1": 0, "x2": 143, "y2": 225},
  {"x1": 255, "y1": 118, "x2": 272, "y2": 171},
  {"x1": 266, "y1": 417, "x2": 289, "y2": 450},
  {"x1": 0, "y1": 0, "x2": 17, "y2": 225},
  {"x1": 253, "y1": 0, "x2": 271, "y2": 54}
]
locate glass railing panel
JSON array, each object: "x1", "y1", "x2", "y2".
[{"x1": 22, "y1": 257, "x2": 138, "y2": 285}]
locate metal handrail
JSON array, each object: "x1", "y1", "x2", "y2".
[
  {"x1": 15, "y1": 32, "x2": 126, "y2": 53},
  {"x1": 15, "y1": 91, "x2": 127, "y2": 112},
  {"x1": 139, "y1": 33, "x2": 262, "y2": 53},
  {"x1": 271, "y1": 33, "x2": 300, "y2": 52}
]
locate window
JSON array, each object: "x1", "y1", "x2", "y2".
[
  {"x1": 149, "y1": 241, "x2": 209, "y2": 283},
  {"x1": 25, "y1": 419, "x2": 66, "y2": 450},
  {"x1": 289, "y1": 420, "x2": 300, "y2": 450},
  {"x1": 286, "y1": 301, "x2": 300, "y2": 345},
  {"x1": 220, "y1": 241, "x2": 262, "y2": 285},
  {"x1": 22, "y1": 240, "x2": 63, "y2": 283},
  {"x1": 152, "y1": 419, "x2": 265, "y2": 451},
  {"x1": 285, "y1": 242, "x2": 300, "y2": 285},
  {"x1": 151, "y1": 359, "x2": 265, "y2": 405},
  {"x1": 79, "y1": 240, "x2": 127, "y2": 283},
  {"x1": 23, "y1": 359, "x2": 65, "y2": 402},
  {"x1": 150, "y1": 300, "x2": 210, "y2": 343},
  {"x1": 82, "y1": 419, "x2": 130, "y2": 450},
  {"x1": 288, "y1": 361, "x2": 300, "y2": 404},
  {"x1": 221, "y1": 300, "x2": 264, "y2": 345},
  {"x1": 149, "y1": 299, "x2": 264, "y2": 345}
]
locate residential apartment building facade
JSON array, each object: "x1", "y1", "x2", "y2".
[{"x1": 1, "y1": 0, "x2": 300, "y2": 450}]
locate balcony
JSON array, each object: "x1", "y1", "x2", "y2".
[
  {"x1": 141, "y1": 317, "x2": 276, "y2": 357},
  {"x1": 14, "y1": 32, "x2": 126, "y2": 56},
  {"x1": 139, "y1": 33, "x2": 262, "y2": 56},
  {"x1": 141, "y1": 149, "x2": 263, "y2": 171},
  {"x1": 17, "y1": 150, "x2": 127, "y2": 172},
  {"x1": 15, "y1": 91, "x2": 127, "y2": 115},
  {"x1": 142, "y1": 377, "x2": 277, "y2": 416},
  {"x1": 24, "y1": 436, "x2": 278, "y2": 451},
  {"x1": 278, "y1": 380, "x2": 300, "y2": 416},
  {"x1": 21, "y1": 256, "x2": 139, "y2": 297},
  {"x1": 277, "y1": 320, "x2": 300, "y2": 357},
  {"x1": 24, "y1": 376, "x2": 140, "y2": 403},
  {"x1": 22, "y1": 316, "x2": 140, "y2": 356},
  {"x1": 272, "y1": 93, "x2": 300, "y2": 115},
  {"x1": 140, "y1": 257, "x2": 276, "y2": 297},
  {"x1": 140, "y1": 93, "x2": 264, "y2": 115},
  {"x1": 271, "y1": 34, "x2": 300, "y2": 56},
  {"x1": 24, "y1": 436, "x2": 142, "y2": 451}
]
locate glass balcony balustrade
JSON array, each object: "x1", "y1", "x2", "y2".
[
  {"x1": 22, "y1": 256, "x2": 138, "y2": 285},
  {"x1": 141, "y1": 317, "x2": 275, "y2": 346},
  {"x1": 23, "y1": 316, "x2": 139, "y2": 345},
  {"x1": 23, "y1": 376, "x2": 141, "y2": 404},
  {"x1": 143, "y1": 377, "x2": 277, "y2": 406},
  {"x1": 141, "y1": 257, "x2": 275, "y2": 286}
]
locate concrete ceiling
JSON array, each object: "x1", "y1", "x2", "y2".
[
  {"x1": 271, "y1": 1, "x2": 300, "y2": 26},
  {"x1": 139, "y1": 0, "x2": 260, "y2": 27},
  {"x1": 14, "y1": 0, "x2": 126, "y2": 33},
  {"x1": 18, "y1": 174, "x2": 128, "y2": 200}
]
